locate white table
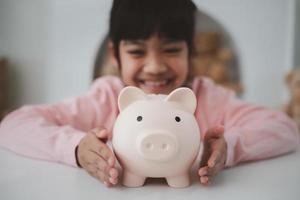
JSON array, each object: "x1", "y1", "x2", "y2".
[{"x1": 0, "y1": 148, "x2": 299, "y2": 200}]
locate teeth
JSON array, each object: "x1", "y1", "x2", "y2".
[{"x1": 143, "y1": 80, "x2": 168, "y2": 87}]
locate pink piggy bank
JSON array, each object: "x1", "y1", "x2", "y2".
[{"x1": 112, "y1": 86, "x2": 201, "y2": 188}]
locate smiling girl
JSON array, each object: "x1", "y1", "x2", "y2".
[{"x1": 0, "y1": 0, "x2": 299, "y2": 187}]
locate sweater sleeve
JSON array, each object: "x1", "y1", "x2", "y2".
[
  {"x1": 193, "y1": 77, "x2": 300, "y2": 167},
  {"x1": 0, "y1": 76, "x2": 123, "y2": 167},
  {"x1": 223, "y1": 95, "x2": 300, "y2": 167}
]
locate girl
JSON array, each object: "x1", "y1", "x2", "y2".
[{"x1": 0, "y1": 0, "x2": 299, "y2": 187}]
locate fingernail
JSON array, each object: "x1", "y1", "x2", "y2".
[
  {"x1": 109, "y1": 169, "x2": 115, "y2": 177},
  {"x1": 97, "y1": 130, "x2": 106, "y2": 137},
  {"x1": 109, "y1": 177, "x2": 117, "y2": 185},
  {"x1": 201, "y1": 176, "x2": 209, "y2": 184},
  {"x1": 108, "y1": 157, "x2": 114, "y2": 166}
]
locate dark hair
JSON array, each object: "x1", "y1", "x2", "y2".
[{"x1": 108, "y1": 0, "x2": 197, "y2": 62}]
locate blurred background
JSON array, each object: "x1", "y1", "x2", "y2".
[{"x1": 0, "y1": 0, "x2": 299, "y2": 120}]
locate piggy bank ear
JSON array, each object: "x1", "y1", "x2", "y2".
[
  {"x1": 118, "y1": 86, "x2": 147, "y2": 111},
  {"x1": 165, "y1": 87, "x2": 197, "y2": 113}
]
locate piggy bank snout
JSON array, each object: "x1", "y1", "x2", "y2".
[{"x1": 136, "y1": 131, "x2": 179, "y2": 161}]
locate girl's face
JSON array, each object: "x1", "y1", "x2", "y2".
[{"x1": 117, "y1": 35, "x2": 189, "y2": 94}]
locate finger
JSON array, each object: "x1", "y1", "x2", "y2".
[
  {"x1": 88, "y1": 136, "x2": 116, "y2": 167},
  {"x1": 95, "y1": 165, "x2": 118, "y2": 187},
  {"x1": 199, "y1": 165, "x2": 217, "y2": 177},
  {"x1": 210, "y1": 161, "x2": 225, "y2": 177},
  {"x1": 95, "y1": 155, "x2": 111, "y2": 173},
  {"x1": 207, "y1": 152, "x2": 226, "y2": 177},
  {"x1": 213, "y1": 152, "x2": 227, "y2": 172},
  {"x1": 200, "y1": 142, "x2": 211, "y2": 168},
  {"x1": 86, "y1": 163, "x2": 111, "y2": 186},
  {"x1": 86, "y1": 163, "x2": 110, "y2": 185},
  {"x1": 198, "y1": 166, "x2": 209, "y2": 176},
  {"x1": 109, "y1": 176, "x2": 118, "y2": 185},
  {"x1": 85, "y1": 163, "x2": 98, "y2": 177},
  {"x1": 200, "y1": 126, "x2": 224, "y2": 168},
  {"x1": 95, "y1": 145, "x2": 115, "y2": 167},
  {"x1": 208, "y1": 137, "x2": 227, "y2": 168},
  {"x1": 200, "y1": 161, "x2": 224, "y2": 186},
  {"x1": 96, "y1": 129, "x2": 109, "y2": 139},
  {"x1": 108, "y1": 168, "x2": 119, "y2": 185},
  {"x1": 199, "y1": 164, "x2": 219, "y2": 178},
  {"x1": 81, "y1": 149, "x2": 110, "y2": 174},
  {"x1": 89, "y1": 151, "x2": 118, "y2": 182},
  {"x1": 95, "y1": 168, "x2": 111, "y2": 186},
  {"x1": 90, "y1": 128, "x2": 109, "y2": 142},
  {"x1": 200, "y1": 176, "x2": 211, "y2": 186},
  {"x1": 204, "y1": 126, "x2": 224, "y2": 140},
  {"x1": 208, "y1": 149, "x2": 222, "y2": 168},
  {"x1": 108, "y1": 168, "x2": 119, "y2": 179}
]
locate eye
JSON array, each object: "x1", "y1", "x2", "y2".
[
  {"x1": 164, "y1": 48, "x2": 181, "y2": 54},
  {"x1": 137, "y1": 116, "x2": 143, "y2": 122},
  {"x1": 127, "y1": 49, "x2": 145, "y2": 57},
  {"x1": 175, "y1": 116, "x2": 181, "y2": 122}
]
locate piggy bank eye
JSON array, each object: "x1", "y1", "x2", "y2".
[
  {"x1": 137, "y1": 116, "x2": 143, "y2": 122},
  {"x1": 175, "y1": 116, "x2": 181, "y2": 122}
]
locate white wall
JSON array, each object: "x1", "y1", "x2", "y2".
[
  {"x1": 0, "y1": 0, "x2": 111, "y2": 106},
  {"x1": 0, "y1": 0, "x2": 297, "y2": 108},
  {"x1": 0, "y1": 0, "x2": 51, "y2": 105},
  {"x1": 194, "y1": 0, "x2": 296, "y2": 107},
  {"x1": 294, "y1": 0, "x2": 300, "y2": 66},
  {"x1": 46, "y1": 0, "x2": 110, "y2": 102}
]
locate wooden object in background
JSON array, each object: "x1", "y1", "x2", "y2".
[
  {"x1": 191, "y1": 32, "x2": 243, "y2": 95},
  {"x1": 0, "y1": 58, "x2": 8, "y2": 120},
  {"x1": 285, "y1": 68, "x2": 300, "y2": 131}
]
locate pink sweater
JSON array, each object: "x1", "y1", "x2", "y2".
[{"x1": 0, "y1": 76, "x2": 299, "y2": 167}]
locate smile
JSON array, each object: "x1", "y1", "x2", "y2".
[
  {"x1": 137, "y1": 78, "x2": 174, "y2": 94},
  {"x1": 142, "y1": 80, "x2": 168, "y2": 87}
]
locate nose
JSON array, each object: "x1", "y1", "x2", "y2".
[
  {"x1": 136, "y1": 131, "x2": 179, "y2": 161},
  {"x1": 143, "y1": 52, "x2": 167, "y2": 74}
]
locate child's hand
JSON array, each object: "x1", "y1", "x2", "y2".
[
  {"x1": 77, "y1": 128, "x2": 118, "y2": 187},
  {"x1": 198, "y1": 126, "x2": 227, "y2": 186}
]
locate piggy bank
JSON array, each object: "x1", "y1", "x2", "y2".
[{"x1": 112, "y1": 86, "x2": 201, "y2": 188}]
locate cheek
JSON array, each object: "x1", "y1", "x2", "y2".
[
  {"x1": 169, "y1": 56, "x2": 189, "y2": 78},
  {"x1": 175, "y1": 47, "x2": 189, "y2": 75},
  {"x1": 119, "y1": 56, "x2": 141, "y2": 85}
]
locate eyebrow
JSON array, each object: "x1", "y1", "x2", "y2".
[{"x1": 123, "y1": 40, "x2": 145, "y2": 46}]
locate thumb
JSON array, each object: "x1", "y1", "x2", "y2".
[
  {"x1": 204, "y1": 125, "x2": 224, "y2": 140},
  {"x1": 90, "y1": 127, "x2": 109, "y2": 142}
]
